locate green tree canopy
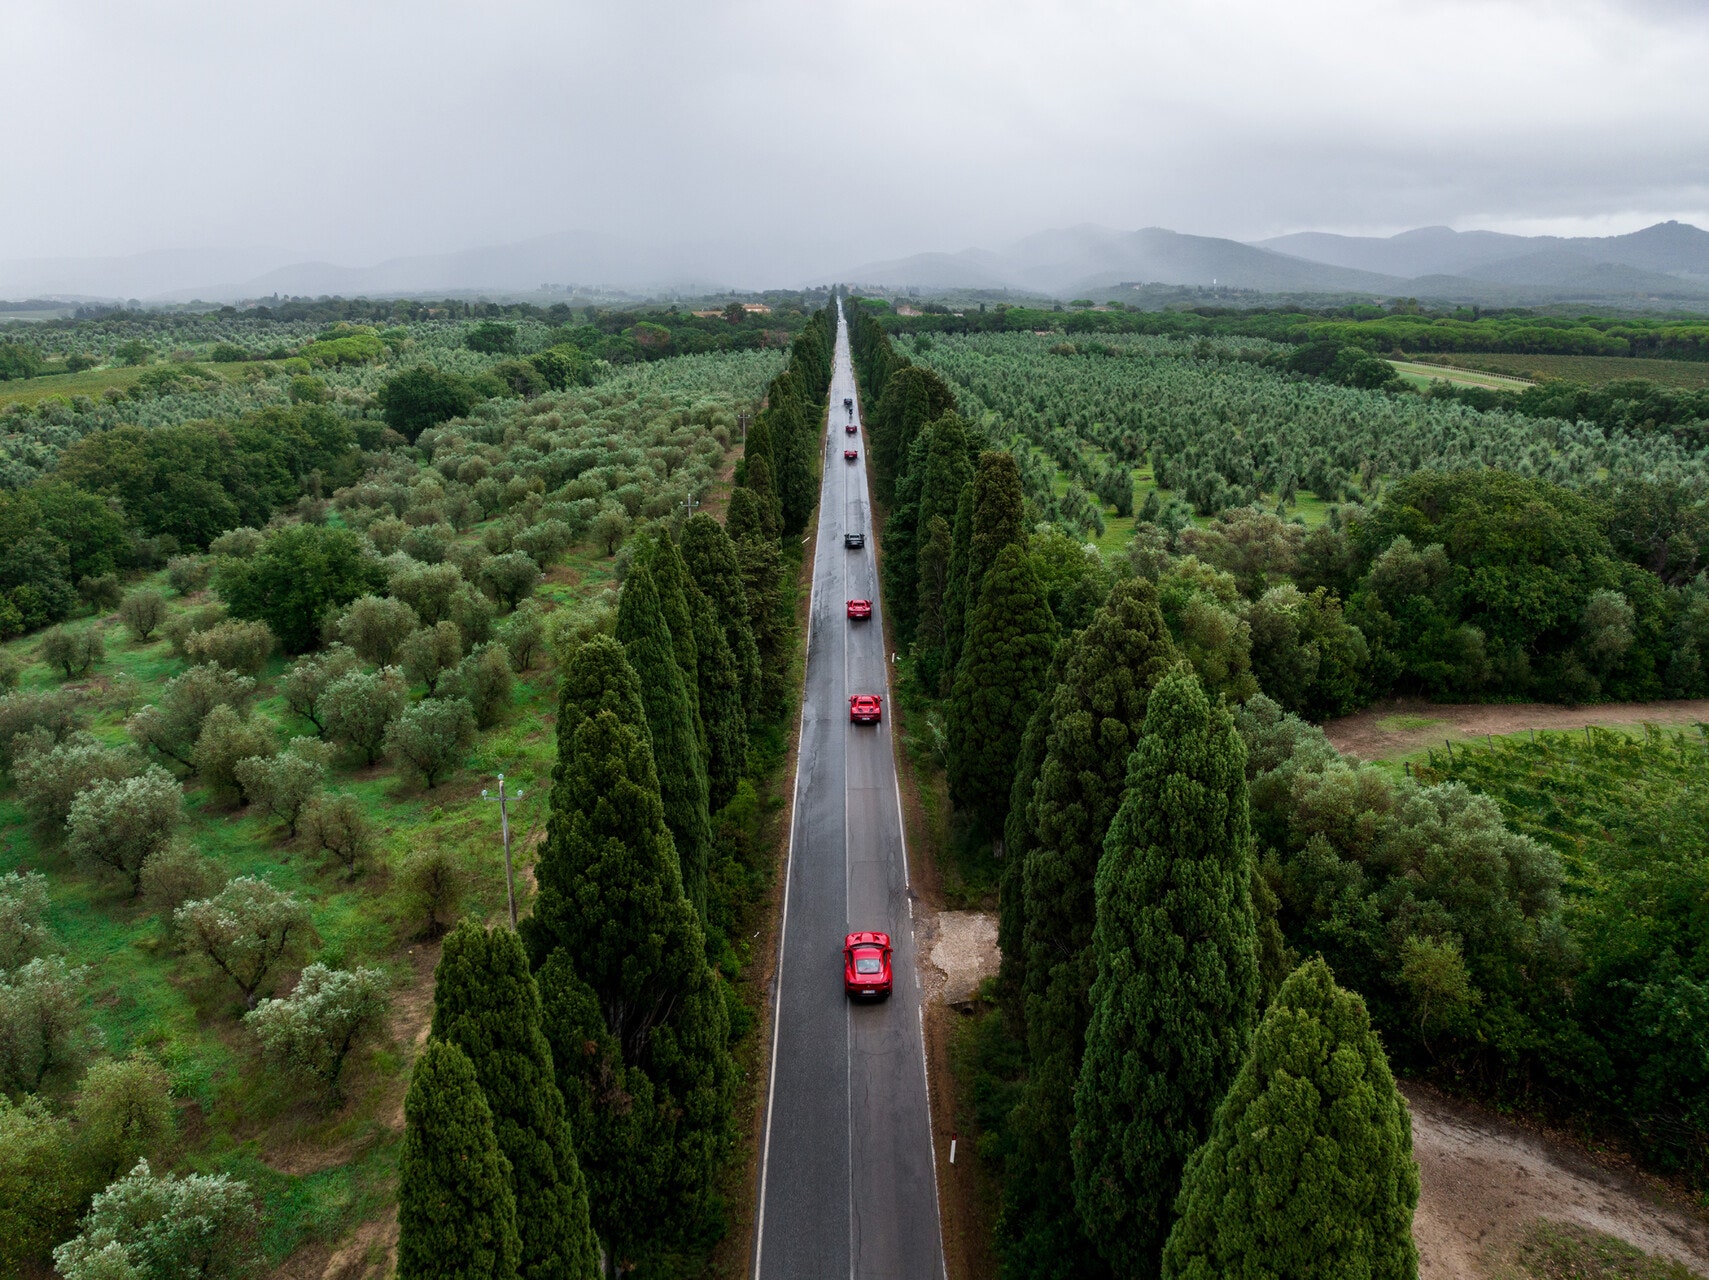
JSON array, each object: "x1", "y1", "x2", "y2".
[
  {"x1": 1162, "y1": 958, "x2": 1420, "y2": 1280},
  {"x1": 398, "y1": 1039, "x2": 521, "y2": 1280},
  {"x1": 1072, "y1": 666, "x2": 1260, "y2": 1278},
  {"x1": 379, "y1": 366, "x2": 481, "y2": 443},
  {"x1": 947, "y1": 544, "x2": 1057, "y2": 837},
  {"x1": 218, "y1": 525, "x2": 385, "y2": 653},
  {"x1": 432, "y1": 922, "x2": 599, "y2": 1280}
]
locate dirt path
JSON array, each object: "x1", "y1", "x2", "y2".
[
  {"x1": 1406, "y1": 1083, "x2": 1709, "y2": 1277},
  {"x1": 1324, "y1": 697, "x2": 1709, "y2": 762}
]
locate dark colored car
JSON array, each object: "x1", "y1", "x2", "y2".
[
  {"x1": 844, "y1": 931, "x2": 893, "y2": 998},
  {"x1": 844, "y1": 448, "x2": 858, "y2": 461},
  {"x1": 849, "y1": 694, "x2": 882, "y2": 723},
  {"x1": 847, "y1": 598, "x2": 871, "y2": 620}
]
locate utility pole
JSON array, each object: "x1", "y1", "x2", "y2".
[{"x1": 481, "y1": 774, "x2": 524, "y2": 929}]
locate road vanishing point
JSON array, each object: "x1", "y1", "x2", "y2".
[{"x1": 752, "y1": 301, "x2": 947, "y2": 1280}]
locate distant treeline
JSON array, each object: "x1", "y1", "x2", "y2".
[{"x1": 862, "y1": 297, "x2": 1709, "y2": 361}]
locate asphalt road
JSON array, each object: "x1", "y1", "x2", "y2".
[{"x1": 753, "y1": 302, "x2": 946, "y2": 1280}]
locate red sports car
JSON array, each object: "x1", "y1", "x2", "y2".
[
  {"x1": 844, "y1": 931, "x2": 893, "y2": 998},
  {"x1": 847, "y1": 598, "x2": 871, "y2": 620},
  {"x1": 845, "y1": 423, "x2": 857, "y2": 434},
  {"x1": 849, "y1": 694, "x2": 882, "y2": 723},
  {"x1": 844, "y1": 448, "x2": 858, "y2": 461}
]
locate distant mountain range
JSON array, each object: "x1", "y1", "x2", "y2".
[
  {"x1": 6, "y1": 221, "x2": 1709, "y2": 306},
  {"x1": 843, "y1": 221, "x2": 1709, "y2": 304}
]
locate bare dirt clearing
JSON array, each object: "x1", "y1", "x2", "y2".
[
  {"x1": 1406, "y1": 1083, "x2": 1709, "y2": 1278},
  {"x1": 922, "y1": 910, "x2": 999, "y2": 1006},
  {"x1": 1325, "y1": 697, "x2": 1709, "y2": 762}
]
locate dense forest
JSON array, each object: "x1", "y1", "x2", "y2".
[{"x1": 848, "y1": 297, "x2": 1709, "y2": 1279}]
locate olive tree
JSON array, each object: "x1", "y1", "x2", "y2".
[
  {"x1": 65, "y1": 767, "x2": 184, "y2": 895},
  {"x1": 53, "y1": 1159, "x2": 260, "y2": 1280},
  {"x1": 12, "y1": 732, "x2": 142, "y2": 830},
  {"x1": 0, "y1": 957, "x2": 93, "y2": 1092},
  {"x1": 183, "y1": 619, "x2": 274, "y2": 676},
  {"x1": 40, "y1": 626, "x2": 105, "y2": 679},
  {"x1": 190, "y1": 705, "x2": 276, "y2": 805},
  {"x1": 245, "y1": 964, "x2": 391, "y2": 1103},
  {"x1": 322, "y1": 666, "x2": 408, "y2": 765},
  {"x1": 129, "y1": 664, "x2": 255, "y2": 770},
  {"x1": 280, "y1": 645, "x2": 360, "y2": 738},
  {"x1": 334, "y1": 594, "x2": 420, "y2": 666},
  {"x1": 386, "y1": 697, "x2": 476, "y2": 788},
  {"x1": 118, "y1": 591, "x2": 168, "y2": 643},
  {"x1": 234, "y1": 740, "x2": 328, "y2": 838},
  {"x1": 0, "y1": 870, "x2": 52, "y2": 970},
  {"x1": 401, "y1": 620, "x2": 465, "y2": 694},
  {"x1": 175, "y1": 877, "x2": 312, "y2": 1010}
]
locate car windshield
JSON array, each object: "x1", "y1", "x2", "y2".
[{"x1": 854, "y1": 955, "x2": 883, "y2": 975}]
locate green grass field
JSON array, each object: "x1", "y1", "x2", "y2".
[
  {"x1": 1389, "y1": 359, "x2": 1535, "y2": 391},
  {"x1": 1415, "y1": 352, "x2": 1709, "y2": 388},
  {"x1": 0, "y1": 364, "x2": 149, "y2": 406}
]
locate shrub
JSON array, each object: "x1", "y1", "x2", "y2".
[
  {"x1": 117, "y1": 590, "x2": 168, "y2": 642},
  {"x1": 129, "y1": 664, "x2": 255, "y2": 769},
  {"x1": 301, "y1": 792, "x2": 375, "y2": 876},
  {"x1": 388, "y1": 561, "x2": 467, "y2": 625},
  {"x1": 401, "y1": 522, "x2": 454, "y2": 565},
  {"x1": 334, "y1": 594, "x2": 420, "y2": 666},
  {"x1": 166, "y1": 556, "x2": 212, "y2": 596},
  {"x1": 208, "y1": 526, "x2": 264, "y2": 559},
  {"x1": 191, "y1": 705, "x2": 276, "y2": 805},
  {"x1": 140, "y1": 843, "x2": 223, "y2": 923},
  {"x1": 498, "y1": 600, "x2": 546, "y2": 670},
  {"x1": 366, "y1": 515, "x2": 410, "y2": 556},
  {"x1": 73, "y1": 1055, "x2": 175, "y2": 1184},
  {"x1": 0, "y1": 654, "x2": 18, "y2": 691},
  {"x1": 245, "y1": 964, "x2": 391, "y2": 1103},
  {"x1": 322, "y1": 666, "x2": 408, "y2": 764},
  {"x1": 234, "y1": 739, "x2": 328, "y2": 838},
  {"x1": 280, "y1": 645, "x2": 360, "y2": 738},
  {"x1": 387, "y1": 697, "x2": 476, "y2": 788},
  {"x1": 53, "y1": 1159, "x2": 260, "y2": 1280},
  {"x1": 0, "y1": 1094, "x2": 79, "y2": 1278},
  {"x1": 401, "y1": 620, "x2": 464, "y2": 694},
  {"x1": 175, "y1": 877, "x2": 312, "y2": 1010},
  {"x1": 512, "y1": 519, "x2": 573, "y2": 569},
  {"x1": 162, "y1": 603, "x2": 227, "y2": 658},
  {"x1": 0, "y1": 688, "x2": 83, "y2": 767},
  {"x1": 66, "y1": 767, "x2": 184, "y2": 895},
  {"x1": 479, "y1": 551, "x2": 543, "y2": 610},
  {"x1": 0, "y1": 870, "x2": 52, "y2": 971},
  {"x1": 397, "y1": 846, "x2": 467, "y2": 940},
  {"x1": 0, "y1": 957, "x2": 93, "y2": 1092},
  {"x1": 40, "y1": 626, "x2": 105, "y2": 679},
  {"x1": 442, "y1": 643, "x2": 513, "y2": 729},
  {"x1": 13, "y1": 732, "x2": 142, "y2": 830},
  {"x1": 78, "y1": 574, "x2": 123, "y2": 613},
  {"x1": 183, "y1": 618, "x2": 274, "y2": 676}
]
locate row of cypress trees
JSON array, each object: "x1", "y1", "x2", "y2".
[
  {"x1": 397, "y1": 313, "x2": 835, "y2": 1277},
  {"x1": 848, "y1": 300, "x2": 1420, "y2": 1280}
]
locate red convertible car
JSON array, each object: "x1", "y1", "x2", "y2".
[
  {"x1": 844, "y1": 448, "x2": 858, "y2": 461},
  {"x1": 849, "y1": 694, "x2": 882, "y2": 723},
  {"x1": 847, "y1": 598, "x2": 871, "y2": 620},
  {"x1": 844, "y1": 931, "x2": 893, "y2": 999}
]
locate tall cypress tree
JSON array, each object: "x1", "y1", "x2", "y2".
[
  {"x1": 997, "y1": 647, "x2": 1064, "y2": 1019},
  {"x1": 724, "y1": 486, "x2": 767, "y2": 548},
  {"x1": 432, "y1": 922, "x2": 599, "y2": 1280},
  {"x1": 688, "y1": 578, "x2": 745, "y2": 811},
  {"x1": 767, "y1": 384, "x2": 816, "y2": 536},
  {"x1": 914, "y1": 514, "x2": 955, "y2": 692},
  {"x1": 398, "y1": 1039, "x2": 521, "y2": 1280},
  {"x1": 735, "y1": 531, "x2": 791, "y2": 720},
  {"x1": 740, "y1": 416, "x2": 783, "y2": 541},
  {"x1": 947, "y1": 544, "x2": 1056, "y2": 839},
  {"x1": 1002, "y1": 578, "x2": 1179, "y2": 1280},
  {"x1": 889, "y1": 414, "x2": 973, "y2": 644},
  {"x1": 644, "y1": 534, "x2": 705, "y2": 764},
  {"x1": 1162, "y1": 959, "x2": 1420, "y2": 1280},
  {"x1": 680, "y1": 512, "x2": 762, "y2": 724},
  {"x1": 526, "y1": 636, "x2": 733, "y2": 1268},
  {"x1": 947, "y1": 451, "x2": 1027, "y2": 680},
  {"x1": 936, "y1": 482, "x2": 975, "y2": 693},
  {"x1": 616, "y1": 561, "x2": 712, "y2": 916},
  {"x1": 1072, "y1": 666, "x2": 1259, "y2": 1279}
]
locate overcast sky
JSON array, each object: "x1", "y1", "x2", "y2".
[{"x1": 6, "y1": 0, "x2": 1709, "y2": 275}]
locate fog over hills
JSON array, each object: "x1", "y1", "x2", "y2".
[{"x1": 6, "y1": 220, "x2": 1709, "y2": 307}]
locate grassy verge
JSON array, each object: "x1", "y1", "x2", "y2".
[{"x1": 1505, "y1": 1219, "x2": 1707, "y2": 1280}]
